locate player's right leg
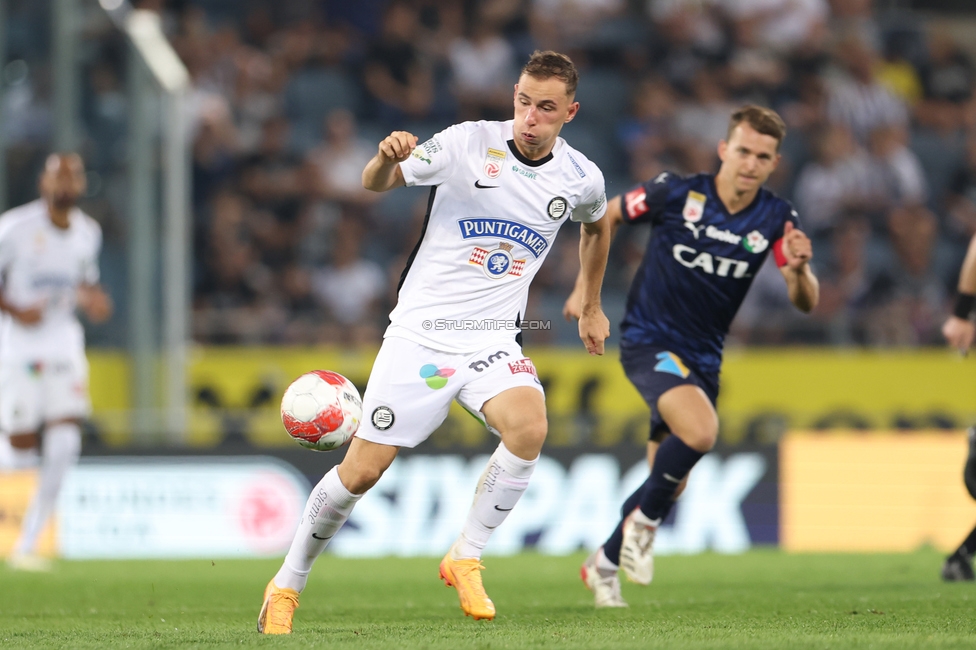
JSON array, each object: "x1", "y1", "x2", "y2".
[
  {"x1": 259, "y1": 438, "x2": 400, "y2": 634},
  {"x1": 259, "y1": 337, "x2": 456, "y2": 634}
]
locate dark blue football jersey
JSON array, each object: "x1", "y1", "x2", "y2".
[{"x1": 619, "y1": 172, "x2": 799, "y2": 376}]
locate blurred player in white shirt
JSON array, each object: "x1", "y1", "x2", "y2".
[
  {"x1": 0, "y1": 154, "x2": 112, "y2": 571},
  {"x1": 259, "y1": 51, "x2": 612, "y2": 633}
]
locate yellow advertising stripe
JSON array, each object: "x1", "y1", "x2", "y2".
[
  {"x1": 780, "y1": 431, "x2": 976, "y2": 552},
  {"x1": 86, "y1": 348, "x2": 976, "y2": 446}
]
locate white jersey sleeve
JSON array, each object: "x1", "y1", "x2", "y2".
[
  {"x1": 571, "y1": 164, "x2": 608, "y2": 224},
  {"x1": 399, "y1": 124, "x2": 469, "y2": 188}
]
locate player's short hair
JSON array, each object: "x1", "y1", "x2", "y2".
[
  {"x1": 728, "y1": 105, "x2": 787, "y2": 150},
  {"x1": 520, "y1": 50, "x2": 579, "y2": 96}
]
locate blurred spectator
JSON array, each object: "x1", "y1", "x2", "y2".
[
  {"x1": 530, "y1": 0, "x2": 627, "y2": 51},
  {"x1": 865, "y1": 125, "x2": 928, "y2": 209},
  {"x1": 810, "y1": 214, "x2": 876, "y2": 344},
  {"x1": 448, "y1": 12, "x2": 518, "y2": 121},
  {"x1": 305, "y1": 109, "x2": 380, "y2": 205},
  {"x1": 617, "y1": 75, "x2": 680, "y2": 180},
  {"x1": 947, "y1": 133, "x2": 976, "y2": 238},
  {"x1": 864, "y1": 208, "x2": 948, "y2": 346},
  {"x1": 915, "y1": 26, "x2": 975, "y2": 134},
  {"x1": 827, "y1": 35, "x2": 909, "y2": 143},
  {"x1": 721, "y1": 0, "x2": 829, "y2": 56},
  {"x1": 363, "y1": 1, "x2": 436, "y2": 123},
  {"x1": 238, "y1": 117, "x2": 307, "y2": 229},
  {"x1": 312, "y1": 217, "x2": 386, "y2": 345},
  {"x1": 792, "y1": 124, "x2": 875, "y2": 236},
  {"x1": 673, "y1": 67, "x2": 737, "y2": 171}
]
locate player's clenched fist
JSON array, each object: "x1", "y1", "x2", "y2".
[
  {"x1": 780, "y1": 221, "x2": 812, "y2": 270},
  {"x1": 378, "y1": 131, "x2": 419, "y2": 164}
]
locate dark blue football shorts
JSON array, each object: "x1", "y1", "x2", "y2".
[{"x1": 620, "y1": 343, "x2": 719, "y2": 442}]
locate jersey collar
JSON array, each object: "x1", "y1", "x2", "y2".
[
  {"x1": 507, "y1": 139, "x2": 553, "y2": 168},
  {"x1": 708, "y1": 174, "x2": 763, "y2": 218}
]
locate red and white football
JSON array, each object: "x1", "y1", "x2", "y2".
[{"x1": 280, "y1": 370, "x2": 362, "y2": 451}]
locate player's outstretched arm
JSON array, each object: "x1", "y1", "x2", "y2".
[
  {"x1": 577, "y1": 214, "x2": 612, "y2": 356},
  {"x1": 778, "y1": 221, "x2": 819, "y2": 313},
  {"x1": 563, "y1": 195, "x2": 624, "y2": 321},
  {"x1": 362, "y1": 131, "x2": 418, "y2": 193},
  {"x1": 943, "y1": 233, "x2": 976, "y2": 354}
]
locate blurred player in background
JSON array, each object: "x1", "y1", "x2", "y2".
[
  {"x1": 0, "y1": 153, "x2": 112, "y2": 571},
  {"x1": 565, "y1": 106, "x2": 819, "y2": 607},
  {"x1": 258, "y1": 51, "x2": 611, "y2": 633},
  {"x1": 940, "y1": 232, "x2": 976, "y2": 581}
]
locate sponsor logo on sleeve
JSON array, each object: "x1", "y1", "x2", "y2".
[
  {"x1": 624, "y1": 188, "x2": 647, "y2": 218},
  {"x1": 589, "y1": 191, "x2": 607, "y2": 216},
  {"x1": 547, "y1": 197, "x2": 568, "y2": 220},
  {"x1": 568, "y1": 153, "x2": 586, "y2": 178},
  {"x1": 682, "y1": 191, "x2": 706, "y2": 222},
  {"x1": 371, "y1": 406, "x2": 396, "y2": 429}
]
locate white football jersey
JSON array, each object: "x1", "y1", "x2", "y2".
[
  {"x1": 0, "y1": 199, "x2": 102, "y2": 360},
  {"x1": 388, "y1": 120, "x2": 607, "y2": 353}
]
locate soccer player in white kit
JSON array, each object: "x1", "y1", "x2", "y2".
[
  {"x1": 259, "y1": 51, "x2": 612, "y2": 632},
  {"x1": 0, "y1": 153, "x2": 112, "y2": 571}
]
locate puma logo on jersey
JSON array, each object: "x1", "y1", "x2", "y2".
[
  {"x1": 672, "y1": 244, "x2": 751, "y2": 278},
  {"x1": 685, "y1": 222, "x2": 705, "y2": 239}
]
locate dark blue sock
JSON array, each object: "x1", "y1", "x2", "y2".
[
  {"x1": 603, "y1": 477, "x2": 651, "y2": 565},
  {"x1": 640, "y1": 435, "x2": 705, "y2": 521}
]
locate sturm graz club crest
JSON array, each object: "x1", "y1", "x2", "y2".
[
  {"x1": 547, "y1": 196, "x2": 568, "y2": 220},
  {"x1": 468, "y1": 242, "x2": 525, "y2": 279},
  {"x1": 371, "y1": 406, "x2": 395, "y2": 430}
]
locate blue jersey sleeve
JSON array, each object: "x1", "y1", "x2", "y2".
[{"x1": 621, "y1": 172, "x2": 674, "y2": 225}]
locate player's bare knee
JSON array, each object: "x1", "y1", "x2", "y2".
[
  {"x1": 337, "y1": 458, "x2": 389, "y2": 494},
  {"x1": 503, "y1": 417, "x2": 547, "y2": 459}
]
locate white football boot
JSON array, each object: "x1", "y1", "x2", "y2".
[
  {"x1": 580, "y1": 548, "x2": 628, "y2": 608},
  {"x1": 619, "y1": 508, "x2": 660, "y2": 585}
]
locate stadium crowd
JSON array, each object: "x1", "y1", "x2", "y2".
[{"x1": 3, "y1": 0, "x2": 976, "y2": 347}]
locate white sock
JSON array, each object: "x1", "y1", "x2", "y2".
[
  {"x1": 452, "y1": 442, "x2": 537, "y2": 560},
  {"x1": 274, "y1": 467, "x2": 361, "y2": 592},
  {"x1": 632, "y1": 508, "x2": 660, "y2": 528},
  {"x1": 596, "y1": 547, "x2": 619, "y2": 574},
  {"x1": 14, "y1": 422, "x2": 81, "y2": 554}
]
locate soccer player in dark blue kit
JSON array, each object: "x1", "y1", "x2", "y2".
[{"x1": 564, "y1": 105, "x2": 819, "y2": 607}]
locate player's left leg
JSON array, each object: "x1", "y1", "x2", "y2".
[
  {"x1": 443, "y1": 352, "x2": 547, "y2": 621},
  {"x1": 10, "y1": 418, "x2": 82, "y2": 571},
  {"x1": 620, "y1": 385, "x2": 717, "y2": 584},
  {"x1": 598, "y1": 438, "x2": 688, "y2": 592},
  {"x1": 943, "y1": 426, "x2": 976, "y2": 582}
]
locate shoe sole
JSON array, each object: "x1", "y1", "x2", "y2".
[
  {"x1": 439, "y1": 562, "x2": 495, "y2": 621},
  {"x1": 256, "y1": 596, "x2": 270, "y2": 633}
]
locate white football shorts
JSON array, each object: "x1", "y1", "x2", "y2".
[
  {"x1": 0, "y1": 354, "x2": 91, "y2": 433},
  {"x1": 357, "y1": 336, "x2": 545, "y2": 448}
]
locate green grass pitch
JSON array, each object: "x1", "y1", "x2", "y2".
[{"x1": 1, "y1": 549, "x2": 975, "y2": 649}]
